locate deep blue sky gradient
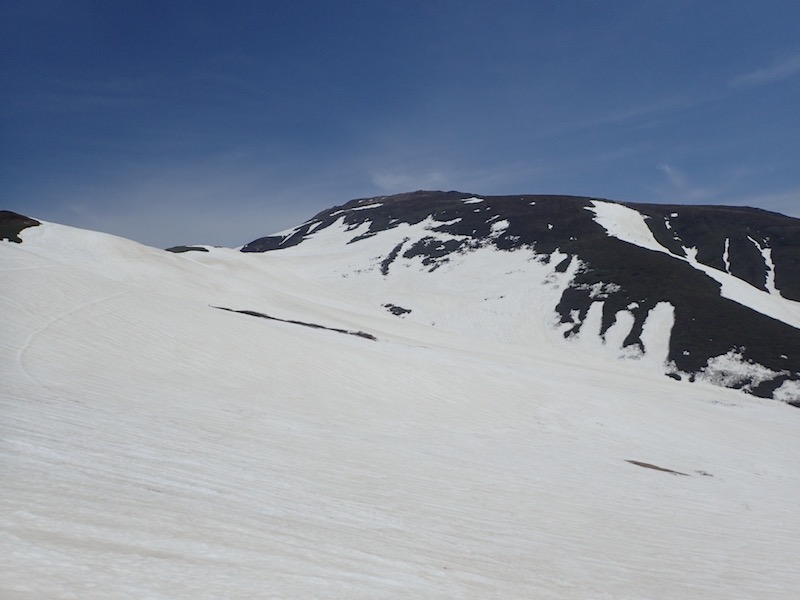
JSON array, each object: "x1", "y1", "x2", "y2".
[{"x1": 3, "y1": 1, "x2": 799, "y2": 247}]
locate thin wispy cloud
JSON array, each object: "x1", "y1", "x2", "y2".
[
  {"x1": 658, "y1": 164, "x2": 687, "y2": 190},
  {"x1": 589, "y1": 95, "x2": 700, "y2": 129},
  {"x1": 656, "y1": 164, "x2": 720, "y2": 203},
  {"x1": 730, "y1": 53, "x2": 800, "y2": 87}
]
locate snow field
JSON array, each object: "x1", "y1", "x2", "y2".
[
  {"x1": 2, "y1": 221, "x2": 800, "y2": 598},
  {"x1": 265, "y1": 216, "x2": 675, "y2": 373}
]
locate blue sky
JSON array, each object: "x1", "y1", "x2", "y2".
[{"x1": 2, "y1": 1, "x2": 799, "y2": 247}]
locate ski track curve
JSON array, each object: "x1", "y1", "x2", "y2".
[{"x1": 16, "y1": 291, "x2": 128, "y2": 392}]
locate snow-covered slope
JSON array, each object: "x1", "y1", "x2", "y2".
[
  {"x1": 2, "y1": 205, "x2": 800, "y2": 598},
  {"x1": 243, "y1": 192, "x2": 800, "y2": 402}
]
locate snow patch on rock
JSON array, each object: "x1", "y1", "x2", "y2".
[
  {"x1": 774, "y1": 379, "x2": 800, "y2": 404},
  {"x1": 588, "y1": 201, "x2": 671, "y2": 255},
  {"x1": 722, "y1": 238, "x2": 731, "y2": 273},
  {"x1": 490, "y1": 219, "x2": 510, "y2": 236},
  {"x1": 748, "y1": 236, "x2": 780, "y2": 296},
  {"x1": 697, "y1": 350, "x2": 783, "y2": 392}
]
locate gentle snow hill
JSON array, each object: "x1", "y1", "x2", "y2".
[
  {"x1": 243, "y1": 191, "x2": 800, "y2": 403},
  {"x1": 2, "y1": 206, "x2": 800, "y2": 598}
]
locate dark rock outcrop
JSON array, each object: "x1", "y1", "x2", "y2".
[{"x1": 1, "y1": 211, "x2": 40, "y2": 243}]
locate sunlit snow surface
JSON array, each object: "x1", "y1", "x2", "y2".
[{"x1": 2, "y1": 221, "x2": 800, "y2": 598}]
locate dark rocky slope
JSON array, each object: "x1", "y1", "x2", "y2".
[{"x1": 243, "y1": 191, "x2": 800, "y2": 403}]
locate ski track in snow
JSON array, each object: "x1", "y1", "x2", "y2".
[
  {"x1": 2, "y1": 221, "x2": 800, "y2": 598},
  {"x1": 16, "y1": 291, "x2": 129, "y2": 392}
]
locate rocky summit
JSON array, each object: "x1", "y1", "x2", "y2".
[{"x1": 243, "y1": 191, "x2": 800, "y2": 403}]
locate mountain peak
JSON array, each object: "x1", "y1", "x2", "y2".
[{"x1": 241, "y1": 191, "x2": 800, "y2": 403}]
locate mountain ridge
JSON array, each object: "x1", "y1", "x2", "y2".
[
  {"x1": 240, "y1": 191, "x2": 800, "y2": 404},
  {"x1": 4, "y1": 193, "x2": 800, "y2": 404}
]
